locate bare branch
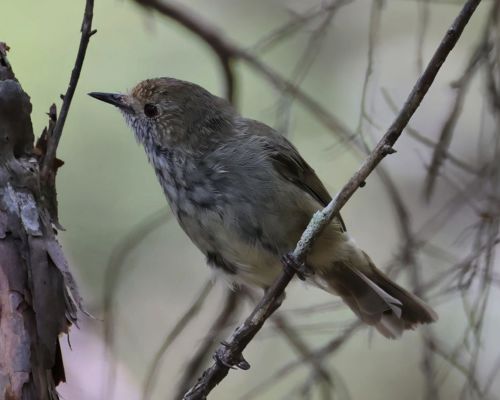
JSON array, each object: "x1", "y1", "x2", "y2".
[{"x1": 40, "y1": 0, "x2": 95, "y2": 180}]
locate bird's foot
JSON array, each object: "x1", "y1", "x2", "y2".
[
  {"x1": 214, "y1": 341, "x2": 250, "y2": 370},
  {"x1": 280, "y1": 253, "x2": 314, "y2": 281}
]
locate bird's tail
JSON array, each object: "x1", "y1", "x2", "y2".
[{"x1": 317, "y1": 248, "x2": 437, "y2": 339}]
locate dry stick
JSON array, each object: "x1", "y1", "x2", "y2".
[
  {"x1": 277, "y1": 6, "x2": 437, "y2": 395},
  {"x1": 183, "y1": 1, "x2": 483, "y2": 398},
  {"x1": 41, "y1": 0, "x2": 95, "y2": 179}
]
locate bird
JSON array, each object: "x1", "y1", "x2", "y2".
[{"x1": 89, "y1": 77, "x2": 437, "y2": 339}]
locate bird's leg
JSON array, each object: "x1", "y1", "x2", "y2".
[{"x1": 281, "y1": 253, "x2": 314, "y2": 281}]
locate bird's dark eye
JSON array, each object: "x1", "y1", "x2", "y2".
[{"x1": 144, "y1": 103, "x2": 158, "y2": 118}]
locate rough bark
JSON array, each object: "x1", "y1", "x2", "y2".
[{"x1": 0, "y1": 43, "x2": 79, "y2": 400}]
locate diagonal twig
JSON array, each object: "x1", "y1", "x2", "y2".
[{"x1": 40, "y1": 0, "x2": 96, "y2": 180}]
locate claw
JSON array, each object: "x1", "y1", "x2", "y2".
[
  {"x1": 237, "y1": 359, "x2": 251, "y2": 370},
  {"x1": 213, "y1": 351, "x2": 236, "y2": 369},
  {"x1": 280, "y1": 253, "x2": 314, "y2": 280}
]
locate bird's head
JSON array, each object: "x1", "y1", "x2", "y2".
[{"x1": 89, "y1": 77, "x2": 235, "y2": 153}]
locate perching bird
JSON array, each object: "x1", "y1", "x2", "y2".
[{"x1": 89, "y1": 78, "x2": 437, "y2": 338}]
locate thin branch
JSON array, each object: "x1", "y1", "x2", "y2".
[
  {"x1": 40, "y1": 0, "x2": 95, "y2": 179},
  {"x1": 183, "y1": 1, "x2": 482, "y2": 397},
  {"x1": 377, "y1": 162, "x2": 440, "y2": 399},
  {"x1": 172, "y1": 289, "x2": 241, "y2": 399}
]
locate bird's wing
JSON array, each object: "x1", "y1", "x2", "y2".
[{"x1": 244, "y1": 118, "x2": 347, "y2": 232}]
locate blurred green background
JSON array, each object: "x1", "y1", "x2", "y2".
[{"x1": 1, "y1": 1, "x2": 497, "y2": 399}]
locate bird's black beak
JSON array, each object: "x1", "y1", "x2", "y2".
[{"x1": 88, "y1": 92, "x2": 129, "y2": 109}]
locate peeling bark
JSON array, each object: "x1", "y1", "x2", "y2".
[{"x1": 0, "y1": 44, "x2": 78, "y2": 400}]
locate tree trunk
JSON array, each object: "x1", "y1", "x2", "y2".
[{"x1": 0, "y1": 42, "x2": 79, "y2": 400}]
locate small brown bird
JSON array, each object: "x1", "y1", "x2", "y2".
[{"x1": 89, "y1": 78, "x2": 437, "y2": 338}]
